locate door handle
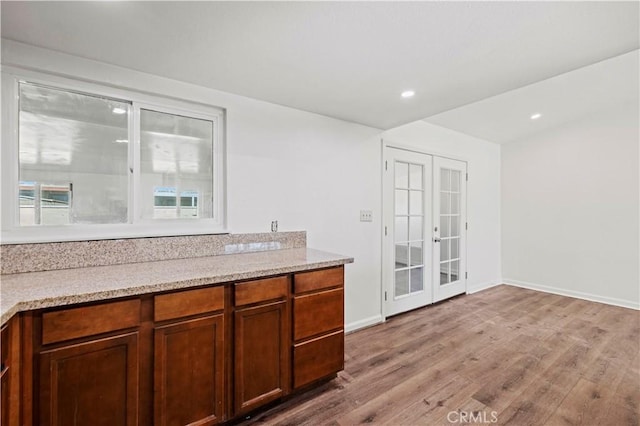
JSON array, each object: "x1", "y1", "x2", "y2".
[{"x1": 434, "y1": 237, "x2": 441, "y2": 243}]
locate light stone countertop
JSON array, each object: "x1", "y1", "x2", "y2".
[{"x1": 0, "y1": 248, "x2": 353, "y2": 326}]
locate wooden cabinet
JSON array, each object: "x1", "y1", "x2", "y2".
[
  {"x1": 153, "y1": 286, "x2": 225, "y2": 426},
  {"x1": 12, "y1": 264, "x2": 346, "y2": 425},
  {"x1": 292, "y1": 267, "x2": 345, "y2": 389},
  {"x1": 37, "y1": 299, "x2": 142, "y2": 426},
  {"x1": 1, "y1": 323, "x2": 9, "y2": 426},
  {"x1": 233, "y1": 276, "x2": 290, "y2": 415},
  {"x1": 39, "y1": 332, "x2": 139, "y2": 426},
  {"x1": 1, "y1": 316, "x2": 21, "y2": 426}
]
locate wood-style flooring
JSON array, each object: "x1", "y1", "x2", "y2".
[{"x1": 241, "y1": 285, "x2": 640, "y2": 425}]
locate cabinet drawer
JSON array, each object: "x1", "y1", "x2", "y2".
[
  {"x1": 235, "y1": 276, "x2": 288, "y2": 307},
  {"x1": 154, "y1": 285, "x2": 224, "y2": 322},
  {"x1": 293, "y1": 288, "x2": 343, "y2": 341},
  {"x1": 294, "y1": 267, "x2": 343, "y2": 294},
  {"x1": 293, "y1": 330, "x2": 344, "y2": 389},
  {"x1": 42, "y1": 299, "x2": 141, "y2": 345}
]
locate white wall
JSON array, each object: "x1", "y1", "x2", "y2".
[
  {"x1": 1, "y1": 40, "x2": 383, "y2": 331},
  {"x1": 502, "y1": 102, "x2": 640, "y2": 309},
  {"x1": 1, "y1": 40, "x2": 505, "y2": 330},
  {"x1": 383, "y1": 121, "x2": 503, "y2": 293}
]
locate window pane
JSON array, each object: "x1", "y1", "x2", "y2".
[
  {"x1": 19, "y1": 83, "x2": 129, "y2": 225},
  {"x1": 440, "y1": 239, "x2": 449, "y2": 262},
  {"x1": 451, "y1": 193, "x2": 460, "y2": 214},
  {"x1": 395, "y1": 190, "x2": 408, "y2": 215},
  {"x1": 409, "y1": 164, "x2": 422, "y2": 189},
  {"x1": 395, "y1": 162, "x2": 409, "y2": 189},
  {"x1": 451, "y1": 216, "x2": 460, "y2": 237},
  {"x1": 395, "y1": 243, "x2": 409, "y2": 268},
  {"x1": 440, "y1": 216, "x2": 450, "y2": 238},
  {"x1": 440, "y1": 262, "x2": 450, "y2": 285},
  {"x1": 440, "y1": 169, "x2": 450, "y2": 191},
  {"x1": 409, "y1": 216, "x2": 422, "y2": 242},
  {"x1": 451, "y1": 170, "x2": 460, "y2": 192},
  {"x1": 451, "y1": 260, "x2": 460, "y2": 282},
  {"x1": 395, "y1": 269, "x2": 409, "y2": 297},
  {"x1": 440, "y1": 192, "x2": 450, "y2": 214},
  {"x1": 140, "y1": 109, "x2": 214, "y2": 219},
  {"x1": 410, "y1": 267, "x2": 424, "y2": 292},
  {"x1": 410, "y1": 242, "x2": 423, "y2": 266},
  {"x1": 451, "y1": 237, "x2": 459, "y2": 259},
  {"x1": 409, "y1": 190, "x2": 422, "y2": 215},
  {"x1": 395, "y1": 216, "x2": 408, "y2": 242}
]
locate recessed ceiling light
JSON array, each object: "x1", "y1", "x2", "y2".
[
  {"x1": 530, "y1": 113, "x2": 542, "y2": 120},
  {"x1": 401, "y1": 90, "x2": 415, "y2": 98},
  {"x1": 114, "y1": 139, "x2": 129, "y2": 144},
  {"x1": 112, "y1": 107, "x2": 127, "y2": 115}
]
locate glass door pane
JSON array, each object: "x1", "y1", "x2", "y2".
[
  {"x1": 438, "y1": 167, "x2": 462, "y2": 285},
  {"x1": 394, "y1": 160, "x2": 425, "y2": 297}
]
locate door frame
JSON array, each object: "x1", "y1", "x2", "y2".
[{"x1": 381, "y1": 139, "x2": 469, "y2": 321}]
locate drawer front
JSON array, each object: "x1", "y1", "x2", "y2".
[
  {"x1": 293, "y1": 330, "x2": 344, "y2": 389},
  {"x1": 294, "y1": 267, "x2": 343, "y2": 294},
  {"x1": 293, "y1": 288, "x2": 343, "y2": 341},
  {"x1": 42, "y1": 299, "x2": 141, "y2": 345},
  {"x1": 154, "y1": 285, "x2": 224, "y2": 322},
  {"x1": 235, "y1": 276, "x2": 288, "y2": 307}
]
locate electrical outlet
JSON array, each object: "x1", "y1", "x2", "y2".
[{"x1": 360, "y1": 210, "x2": 373, "y2": 222}]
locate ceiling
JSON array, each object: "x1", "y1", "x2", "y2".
[
  {"x1": 1, "y1": 1, "x2": 639, "y2": 130},
  {"x1": 425, "y1": 50, "x2": 640, "y2": 144}
]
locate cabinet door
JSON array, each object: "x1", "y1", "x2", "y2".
[
  {"x1": 154, "y1": 314, "x2": 225, "y2": 426},
  {"x1": 1, "y1": 324, "x2": 8, "y2": 426},
  {"x1": 234, "y1": 301, "x2": 289, "y2": 415},
  {"x1": 39, "y1": 332, "x2": 139, "y2": 426}
]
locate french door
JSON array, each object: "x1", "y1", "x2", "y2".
[
  {"x1": 383, "y1": 147, "x2": 467, "y2": 317},
  {"x1": 433, "y1": 156, "x2": 467, "y2": 302},
  {"x1": 383, "y1": 148, "x2": 433, "y2": 316}
]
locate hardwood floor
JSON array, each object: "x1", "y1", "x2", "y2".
[{"x1": 239, "y1": 285, "x2": 640, "y2": 425}]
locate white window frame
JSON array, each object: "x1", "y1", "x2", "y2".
[{"x1": 1, "y1": 67, "x2": 227, "y2": 244}]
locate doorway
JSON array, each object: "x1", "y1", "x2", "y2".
[{"x1": 382, "y1": 146, "x2": 467, "y2": 317}]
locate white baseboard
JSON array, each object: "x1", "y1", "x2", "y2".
[
  {"x1": 504, "y1": 278, "x2": 640, "y2": 310},
  {"x1": 345, "y1": 314, "x2": 384, "y2": 333},
  {"x1": 466, "y1": 280, "x2": 503, "y2": 295}
]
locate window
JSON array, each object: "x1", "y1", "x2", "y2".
[
  {"x1": 1, "y1": 70, "x2": 225, "y2": 243},
  {"x1": 140, "y1": 108, "x2": 213, "y2": 220},
  {"x1": 19, "y1": 83, "x2": 130, "y2": 226}
]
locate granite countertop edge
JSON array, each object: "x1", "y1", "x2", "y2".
[{"x1": 0, "y1": 248, "x2": 354, "y2": 326}]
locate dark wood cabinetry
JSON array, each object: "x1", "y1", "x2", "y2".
[
  {"x1": 153, "y1": 285, "x2": 226, "y2": 426},
  {"x1": 1, "y1": 323, "x2": 9, "y2": 426},
  {"x1": 292, "y1": 267, "x2": 345, "y2": 389},
  {"x1": 233, "y1": 276, "x2": 290, "y2": 415},
  {"x1": 36, "y1": 299, "x2": 142, "y2": 426},
  {"x1": 4, "y1": 264, "x2": 346, "y2": 425},
  {"x1": 38, "y1": 332, "x2": 139, "y2": 426},
  {"x1": 154, "y1": 315, "x2": 225, "y2": 426},
  {"x1": 1, "y1": 316, "x2": 22, "y2": 426}
]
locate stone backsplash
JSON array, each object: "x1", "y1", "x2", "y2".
[{"x1": 0, "y1": 231, "x2": 306, "y2": 274}]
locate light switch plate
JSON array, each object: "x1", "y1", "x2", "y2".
[{"x1": 360, "y1": 210, "x2": 373, "y2": 222}]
